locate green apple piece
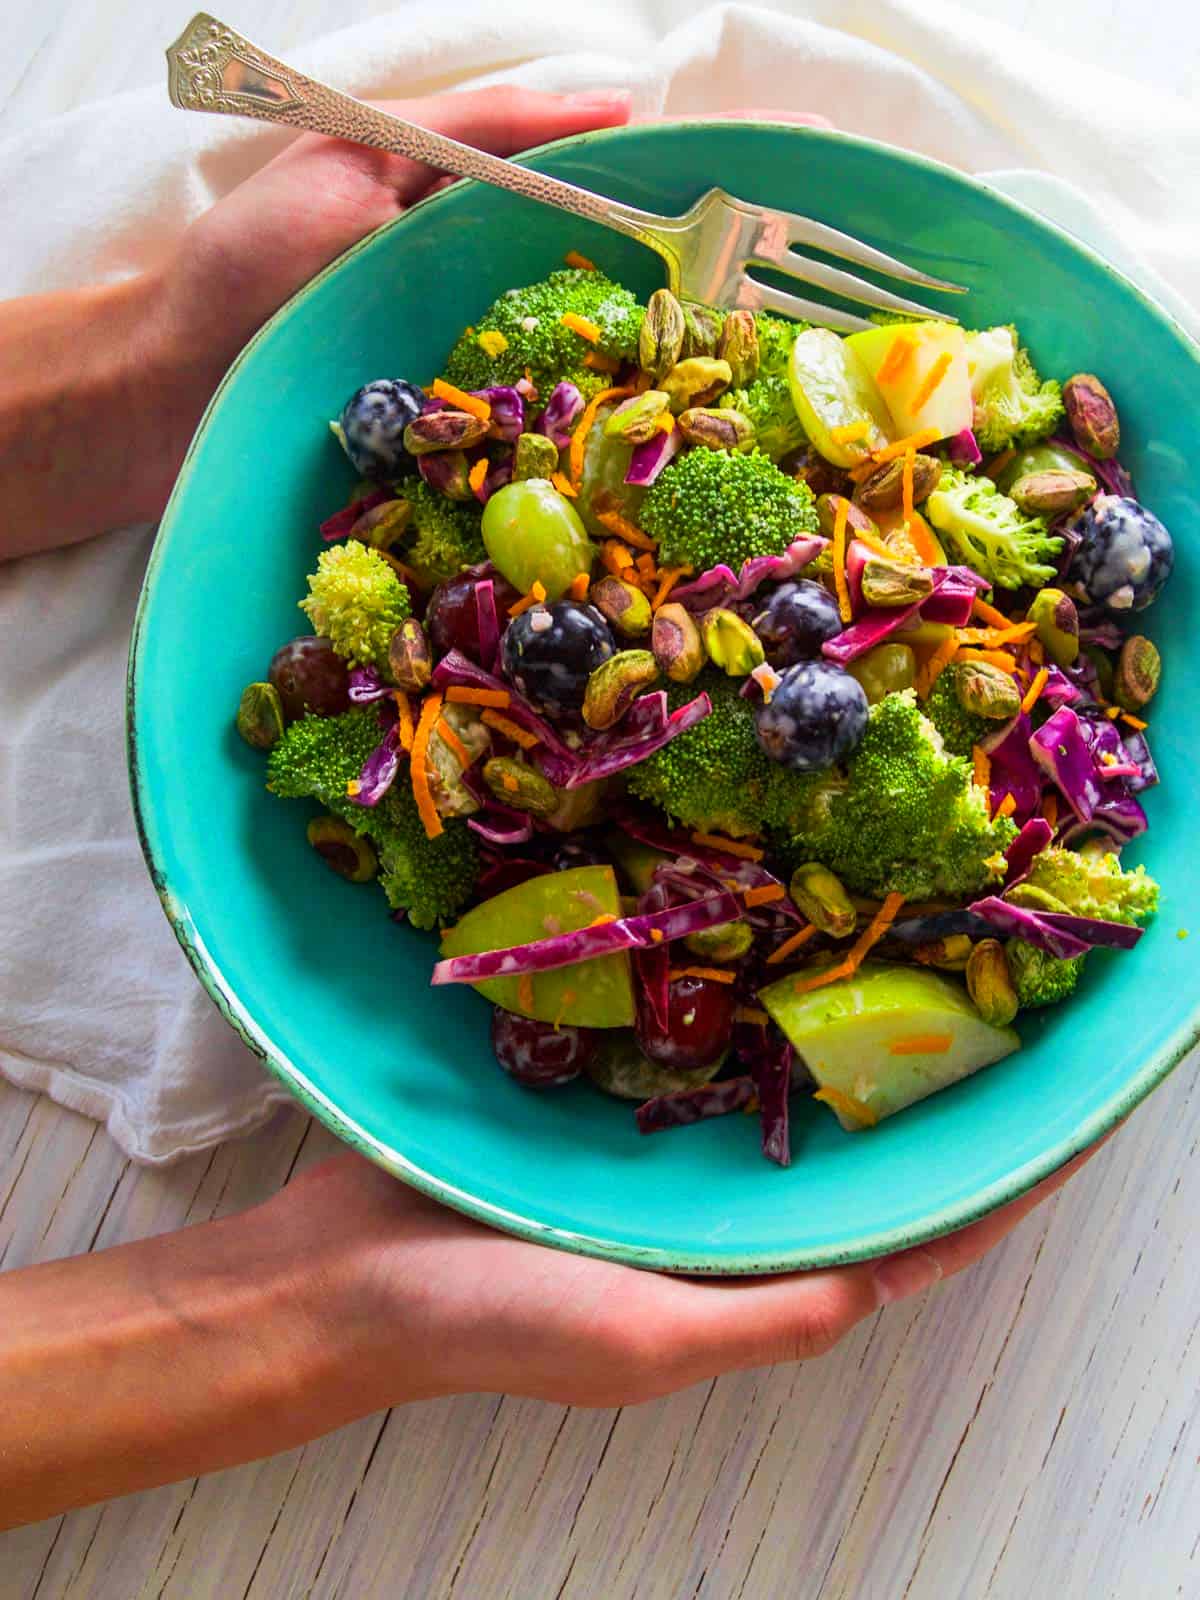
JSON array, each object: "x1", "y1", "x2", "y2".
[
  {"x1": 481, "y1": 479, "x2": 595, "y2": 600},
  {"x1": 845, "y1": 322, "x2": 972, "y2": 443},
  {"x1": 758, "y1": 961, "x2": 1018, "y2": 1129},
  {"x1": 788, "y1": 328, "x2": 893, "y2": 467},
  {"x1": 439, "y1": 865, "x2": 634, "y2": 1027},
  {"x1": 585, "y1": 1030, "x2": 724, "y2": 1100},
  {"x1": 603, "y1": 829, "x2": 671, "y2": 896}
]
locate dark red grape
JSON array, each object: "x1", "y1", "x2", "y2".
[
  {"x1": 268, "y1": 636, "x2": 351, "y2": 722},
  {"x1": 491, "y1": 1008, "x2": 596, "y2": 1088},
  {"x1": 426, "y1": 564, "x2": 521, "y2": 662},
  {"x1": 634, "y1": 973, "x2": 735, "y2": 1073}
]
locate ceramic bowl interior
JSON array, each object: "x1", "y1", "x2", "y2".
[{"x1": 129, "y1": 123, "x2": 1198, "y2": 1273}]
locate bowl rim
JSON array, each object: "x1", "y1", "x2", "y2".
[{"x1": 128, "y1": 118, "x2": 1200, "y2": 1274}]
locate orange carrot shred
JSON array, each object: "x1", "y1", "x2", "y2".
[
  {"x1": 865, "y1": 427, "x2": 941, "y2": 466},
  {"x1": 568, "y1": 572, "x2": 591, "y2": 601},
  {"x1": 564, "y1": 250, "x2": 597, "y2": 271},
  {"x1": 955, "y1": 647, "x2": 1018, "y2": 672},
  {"x1": 1120, "y1": 712, "x2": 1149, "y2": 731},
  {"x1": 813, "y1": 1085, "x2": 879, "y2": 1128},
  {"x1": 1029, "y1": 639, "x2": 1045, "y2": 666},
  {"x1": 345, "y1": 779, "x2": 361, "y2": 797},
  {"x1": 792, "y1": 960, "x2": 854, "y2": 995},
  {"x1": 905, "y1": 514, "x2": 943, "y2": 566},
  {"x1": 1021, "y1": 666, "x2": 1051, "y2": 715},
  {"x1": 765, "y1": 924, "x2": 817, "y2": 965},
  {"x1": 583, "y1": 350, "x2": 621, "y2": 373},
  {"x1": 652, "y1": 566, "x2": 690, "y2": 608},
  {"x1": 910, "y1": 351, "x2": 954, "y2": 414},
  {"x1": 636, "y1": 552, "x2": 657, "y2": 576},
  {"x1": 668, "y1": 967, "x2": 738, "y2": 984},
  {"x1": 593, "y1": 505, "x2": 657, "y2": 550},
  {"x1": 690, "y1": 832, "x2": 764, "y2": 861},
  {"x1": 902, "y1": 445, "x2": 916, "y2": 525},
  {"x1": 410, "y1": 692, "x2": 445, "y2": 840},
  {"x1": 889, "y1": 1033, "x2": 954, "y2": 1056},
  {"x1": 480, "y1": 709, "x2": 538, "y2": 750},
  {"x1": 507, "y1": 580, "x2": 548, "y2": 618},
  {"x1": 431, "y1": 379, "x2": 490, "y2": 421},
  {"x1": 973, "y1": 747, "x2": 991, "y2": 791},
  {"x1": 569, "y1": 386, "x2": 634, "y2": 485},
  {"x1": 600, "y1": 540, "x2": 635, "y2": 575},
  {"x1": 877, "y1": 331, "x2": 917, "y2": 385},
  {"x1": 743, "y1": 884, "x2": 786, "y2": 908},
  {"x1": 550, "y1": 471, "x2": 579, "y2": 498},
  {"x1": 437, "y1": 717, "x2": 472, "y2": 770},
  {"x1": 1042, "y1": 793, "x2": 1059, "y2": 828},
  {"x1": 919, "y1": 634, "x2": 959, "y2": 699},
  {"x1": 649, "y1": 928, "x2": 665, "y2": 943},
  {"x1": 394, "y1": 691, "x2": 415, "y2": 752},
  {"x1": 995, "y1": 792, "x2": 1017, "y2": 820},
  {"x1": 832, "y1": 497, "x2": 852, "y2": 624},
  {"x1": 445, "y1": 686, "x2": 510, "y2": 709},
  {"x1": 467, "y1": 456, "x2": 489, "y2": 494},
  {"x1": 971, "y1": 596, "x2": 1013, "y2": 630},
  {"x1": 734, "y1": 1007, "x2": 771, "y2": 1026},
  {"x1": 517, "y1": 973, "x2": 535, "y2": 1013},
  {"x1": 588, "y1": 914, "x2": 617, "y2": 928},
  {"x1": 560, "y1": 312, "x2": 601, "y2": 343},
  {"x1": 790, "y1": 894, "x2": 904, "y2": 996}
]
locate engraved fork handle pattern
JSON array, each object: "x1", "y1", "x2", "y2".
[{"x1": 166, "y1": 14, "x2": 685, "y2": 280}]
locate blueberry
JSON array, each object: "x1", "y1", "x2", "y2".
[
  {"x1": 338, "y1": 379, "x2": 426, "y2": 479},
  {"x1": 501, "y1": 602, "x2": 616, "y2": 716},
  {"x1": 1068, "y1": 494, "x2": 1173, "y2": 614},
  {"x1": 755, "y1": 661, "x2": 868, "y2": 773},
  {"x1": 751, "y1": 580, "x2": 844, "y2": 664}
]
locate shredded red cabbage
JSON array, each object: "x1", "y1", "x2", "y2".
[
  {"x1": 1118, "y1": 728, "x2": 1158, "y2": 792},
  {"x1": 1030, "y1": 706, "x2": 1102, "y2": 823},
  {"x1": 349, "y1": 724, "x2": 403, "y2": 807},
  {"x1": 474, "y1": 580, "x2": 500, "y2": 674},
  {"x1": 1004, "y1": 817, "x2": 1054, "y2": 885},
  {"x1": 823, "y1": 568, "x2": 967, "y2": 665},
  {"x1": 613, "y1": 812, "x2": 803, "y2": 924},
  {"x1": 472, "y1": 386, "x2": 524, "y2": 442},
  {"x1": 535, "y1": 382, "x2": 585, "y2": 450},
  {"x1": 947, "y1": 427, "x2": 983, "y2": 466},
  {"x1": 1040, "y1": 666, "x2": 1084, "y2": 710},
  {"x1": 347, "y1": 666, "x2": 391, "y2": 705},
  {"x1": 431, "y1": 887, "x2": 744, "y2": 985},
  {"x1": 982, "y1": 713, "x2": 1044, "y2": 824},
  {"x1": 636, "y1": 1075, "x2": 757, "y2": 1134},
  {"x1": 672, "y1": 539, "x2": 826, "y2": 614},
  {"x1": 752, "y1": 1037, "x2": 794, "y2": 1167},
  {"x1": 320, "y1": 488, "x2": 389, "y2": 541},
  {"x1": 564, "y1": 692, "x2": 712, "y2": 788},
  {"x1": 625, "y1": 427, "x2": 682, "y2": 487},
  {"x1": 431, "y1": 651, "x2": 579, "y2": 785},
  {"x1": 468, "y1": 813, "x2": 534, "y2": 846},
  {"x1": 1078, "y1": 618, "x2": 1124, "y2": 650},
  {"x1": 970, "y1": 895, "x2": 1142, "y2": 956}
]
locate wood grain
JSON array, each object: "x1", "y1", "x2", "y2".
[{"x1": 3, "y1": 2, "x2": 1200, "y2": 1595}]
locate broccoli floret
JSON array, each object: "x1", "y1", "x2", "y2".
[
  {"x1": 923, "y1": 664, "x2": 994, "y2": 758},
  {"x1": 1006, "y1": 940, "x2": 1085, "y2": 1009},
  {"x1": 442, "y1": 268, "x2": 643, "y2": 398},
  {"x1": 300, "y1": 540, "x2": 410, "y2": 669},
  {"x1": 925, "y1": 469, "x2": 1064, "y2": 591},
  {"x1": 1022, "y1": 846, "x2": 1159, "y2": 926},
  {"x1": 719, "y1": 314, "x2": 808, "y2": 461},
  {"x1": 396, "y1": 476, "x2": 486, "y2": 588},
  {"x1": 640, "y1": 448, "x2": 819, "y2": 572},
  {"x1": 773, "y1": 690, "x2": 1016, "y2": 901},
  {"x1": 965, "y1": 325, "x2": 1064, "y2": 454},
  {"x1": 267, "y1": 708, "x2": 383, "y2": 803}
]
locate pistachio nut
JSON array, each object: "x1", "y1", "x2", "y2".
[
  {"x1": 403, "y1": 408, "x2": 490, "y2": 455},
  {"x1": 680, "y1": 302, "x2": 723, "y2": 360},
  {"x1": 662, "y1": 357, "x2": 733, "y2": 414},
  {"x1": 860, "y1": 557, "x2": 934, "y2": 609},
  {"x1": 678, "y1": 406, "x2": 756, "y2": 452},
  {"x1": 235, "y1": 681, "x2": 285, "y2": 750},
  {"x1": 417, "y1": 449, "x2": 473, "y2": 500},
  {"x1": 702, "y1": 608, "x2": 765, "y2": 676},
  {"x1": 603, "y1": 390, "x2": 671, "y2": 445},
  {"x1": 913, "y1": 934, "x2": 974, "y2": 972},
  {"x1": 788, "y1": 862, "x2": 857, "y2": 939},
  {"x1": 954, "y1": 659, "x2": 1022, "y2": 721},
  {"x1": 512, "y1": 431, "x2": 560, "y2": 481},
  {"x1": 1114, "y1": 634, "x2": 1161, "y2": 712},
  {"x1": 306, "y1": 816, "x2": 378, "y2": 883},
  {"x1": 853, "y1": 453, "x2": 942, "y2": 512},
  {"x1": 716, "y1": 310, "x2": 760, "y2": 387},
  {"x1": 1008, "y1": 468, "x2": 1096, "y2": 518},
  {"x1": 387, "y1": 618, "x2": 433, "y2": 694},
  {"x1": 351, "y1": 497, "x2": 412, "y2": 550},
  {"x1": 1026, "y1": 588, "x2": 1080, "y2": 667},
  {"x1": 684, "y1": 920, "x2": 755, "y2": 963},
  {"x1": 965, "y1": 939, "x2": 1018, "y2": 1026},
  {"x1": 429, "y1": 705, "x2": 491, "y2": 816},
  {"x1": 815, "y1": 493, "x2": 880, "y2": 542},
  {"x1": 582, "y1": 650, "x2": 661, "y2": 730},
  {"x1": 651, "y1": 603, "x2": 705, "y2": 683},
  {"x1": 639, "y1": 288, "x2": 686, "y2": 382},
  {"x1": 590, "y1": 575, "x2": 652, "y2": 637},
  {"x1": 482, "y1": 756, "x2": 561, "y2": 817},
  {"x1": 1063, "y1": 372, "x2": 1120, "y2": 460}
]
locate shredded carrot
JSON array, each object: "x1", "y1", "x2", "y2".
[
  {"x1": 973, "y1": 747, "x2": 992, "y2": 792},
  {"x1": 600, "y1": 540, "x2": 635, "y2": 576},
  {"x1": 910, "y1": 351, "x2": 954, "y2": 415},
  {"x1": 905, "y1": 513, "x2": 943, "y2": 566},
  {"x1": 1042, "y1": 793, "x2": 1059, "y2": 828},
  {"x1": 791, "y1": 961, "x2": 853, "y2": 995},
  {"x1": 832, "y1": 497, "x2": 852, "y2": 623},
  {"x1": 829, "y1": 419, "x2": 871, "y2": 446},
  {"x1": 500, "y1": 772, "x2": 520, "y2": 794},
  {"x1": 517, "y1": 973, "x2": 535, "y2": 1013},
  {"x1": 593, "y1": 505, "x2": 657, "y2": 550},
  {"x1": 445, "y1": 686, "x2": 510, "y2": 709},
  {"x1": 507, "y1": 580, "x2": 548, "y2": 618},
  {"x1": 410, "y1": 692, "x2": 445, "y2": 840},
  {"x1": 467, "y1": 456, "x2": 489, "y2": 495},
  {"x1": 876, "y1": 331, "x2": 917, "y2": 385},
  {"x1": 550, "y1": 471, "x2": 579, "y2": 499},
  {"x1": 1120, "y1": 712, "x2": 1149, "y2": 731},
  {"x1": 813, "y1": 1086, "x2": 879, "y2": 1128},
  {"x1": 982, "y1": 449, "x2": 1015, "y2": 481},
  {"x1": 436, "y1": 717, "x2": 472, "y2": 770},
  {"x1": 552, "y1": 988, "x2": 579, "y2": 1031},
  {"x1": 480, "y1": 708, "x2": 538, "y2": 750},
  {"x1": 394, "y1": 691, "x2": 415, "y2": 752},
  {"x1": 649, "y1": 928, "x2": 665, "y2": 943},
  {"x1": 588, "y1": 914, "x2": 617, "y2": 928},
  {"x1": 564, "y1": 250, "x2": 597, "y2": 271},
  {"x1": 994, "y1": 792, "x2": 1018, "y2": 820},
  {"x1": 636, "y1": 552, "x2": 657, "y2": 577},
  {"x1": 901, "y1": 447, "x2": 916, "y2": 527},
  {"x1": 669, "y1": 966, "x2": 738, "y2": 984},
  {"x1": 1021, "y1": 666, "x2": 1051, "y2": 715},
  {"x1": 690, "y1": 832, "x2": 764, "y2": 861},
  {"x1": 561, "y1": 312, "x2": 601, "y2": 343},
  {"x1": 957, "y1": 622, "x2": 1037, "y2": 648},
  {"x1": 955, "y1": 648, "x2": 1018, "y2": 672},
  {"x1": 345, "y1": 779, "x2": 361, "y2": 797},
  {"x1": 766, "y1": 924, "x2": 817, "y2": 965},
  {"x1": 854, "y1": 527, "x2": 895, "y2": 559},
  {"x1": 652, "y1": 566, "x2": 690, "y2": 608},
  {"x1": 971, "y1": 596, "x2": 1012, "y2": 630},
  {"x1": 1028, "y1": 639, "x2": 1045, "y2": 666},
  {"x1": 865, "y1": 427, "x2": 941, "y2": 466},
  {"x1": 743, "y1": 884, "x2": 786, "y2": 909},
  {"x1": 568, "y1": 572, "x2": 591, "y2": 602},
  {"x1": 583, "y1": 350, "x2": 621, "y2": 373},
  {"x1": 734, "y1": 1007, "x2": 771, "y2": 1026},
  {"x1": 431, "y1": 379, "x2": 490, "y2": 421},
  {"x1": 792, "y1": 893, "x2": 904, "y2": 996},
  {"x1": 889, "y1": 1033, "x2": 954, "y2": 1056},
  {"x1": 1105, "y1": 704, "x2": 1122, "y2": 721},
  {"x1": 569, "y1": 385, "x2": 634, "y2": 485},
  {"x1": 656, "y1": 411, "x2": 676, "y2": 434},
  {"x1": 918, "y1": 633, "x2": 959, "y2": 698}
]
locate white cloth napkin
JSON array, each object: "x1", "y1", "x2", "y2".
[{"x1": 2, "y1": 0, "x2": 1197, "y2": 1164}]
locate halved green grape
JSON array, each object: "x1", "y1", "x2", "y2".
[
  {"x1": 481, "y1": 480, "x2": 596, "y2": 599},
  {"x1": 788, "y1": 328, "x2": 892, "y2": 468},
  {"x1": 846, "y1": 642, "x2": 916, "y2": 704},
  {"x1": 576, "y1": 416, "x2": 648, "y2": 540}
]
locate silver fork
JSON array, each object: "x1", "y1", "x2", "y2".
[{"x1": 166, "y1": 13, "x2": 966, "y2": 332}]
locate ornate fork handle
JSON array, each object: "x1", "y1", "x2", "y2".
[{"x1": 167, "y1": 14, "x2": 681, "y2": 273}]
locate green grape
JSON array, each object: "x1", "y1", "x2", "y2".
[
  {"x1": 481, "y1": 480, "x2": 596, "y2": 599},
  {"x1": 846, "y1": 642, "x2": 916, "y2": 704},
  {"x1": 788, "y1": 328, "x2": 892, "y2": 468},
  {"x1": 576, "y1": 423, "x2": 647, "y2": 541}
]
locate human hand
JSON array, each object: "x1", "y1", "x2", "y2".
[{"x1": 282, "y1": 1138, "x2": 1102, "y2": 1410}]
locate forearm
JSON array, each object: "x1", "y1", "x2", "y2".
[{"x1": 0, "y1": 1190, "x2": 440, "y2": 1529}]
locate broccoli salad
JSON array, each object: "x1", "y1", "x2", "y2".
[{"x1": 237, "y1": 263, "x2": 1169, "y2": 1165}]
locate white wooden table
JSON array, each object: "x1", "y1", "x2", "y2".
[{"x1": 4, "y1": 4, "x2": 1200, "y2": 1595}]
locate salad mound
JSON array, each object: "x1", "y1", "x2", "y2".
[{"x1": 238, "y1": 263, "x2": 1168, "y2": 1166}]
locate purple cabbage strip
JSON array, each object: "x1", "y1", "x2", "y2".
[
  {"x1": 349, "y1": 724, "x2": 403, "y2": 807},
  {"x1": 982, "y1": 712, "x2": 1044, "y2": 824},
  {"x1": 671, "y1": 564, "x2": 740, "y2": 611},
  {"x1": 534, "y1": 382, "x2": 585, "y2": 450},
  {"x1": 418, "y1": 450, "x2": 470, "y2": 499},
  {"x1": 474, "y1": 580, "x2": 500, "y2": 674},
  {"x1": 626, "y1": 426, "x2": 682, "y2": 487},
  {"x1": 1078, "y1": 618, "x2": 1125, "y2": 650},
  {"x1": 472, "y1": 386, "x2": 524, "y2": 443},
  {"x1": 1004, "y1": 817, "x2": 1054, "y2": 885},
  {"x1": 320, "y1": 487, "x2": 389, "y2": 541},
  {"x1": 947, "y1": 427, "x2": 983, "y2": 466},
  {"x1": 1029, "y1": 706, "x2": 1102, "y2": 823},
  {"x1": 347, "y1": 665, "x2": 392, "y2": 705},
  {"x1": 431, "y1": 887, "x2": 744, "y2": 985},
  {"x1": 634, "y1": 879, "x2": 673, "y2": 1033},
  {"x1": 1089, "y1": 791, "x2": 1148, "y2": 842},
  {"x1": 614, "y1": 811, "x2": 803, "y2": 924},
  {"x1": 1040, "y1": 666, "x2": 1083, "y2": 710},
  {"x1": 468, "y1": 813, "x2": 534, "y2": 846},
  {"x1": 966, "y1": 897, "x2": 1091, "y2": 959},
  {"x1": 821, "y1": 568, "x2": 954, "y2": 666},
  {"x1": 430, "y1": 650, "x2": 579, "y2": 786},
  {"x1": 672, "y1": 539, "x2": 827, "y2": 614},
  {"x1": 1119, "y1": 728, "x2": 1158, "y2": 792},
  {"x1": 752, "y1": 1038, "x2": 794, "y2": 1167},
  {"x1": 635, "y1": 1075, "x2": 758, "y2": 1135},
  {"x1": 564, "y1": 692, "x2": 712, "y2": 788}
]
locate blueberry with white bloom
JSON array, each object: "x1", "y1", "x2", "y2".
[
  {"x1": 755, "y1": 660, "x2": 868, "y2": 773},
  {"x1": 1068, "y1": 494, "x2": 1173, "y2": 613},
  {"x1": 335, "y1": 379, "x2": 426, "y2": 479}
]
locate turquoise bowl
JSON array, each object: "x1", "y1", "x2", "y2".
[{"x1": 129, "y1": 123, "x2": 1198, "y2": 1273}]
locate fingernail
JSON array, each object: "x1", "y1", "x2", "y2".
[
  {"x1": 566, "y1": 89, "x2": 632, "y2": 110},
  {"x1": 873, "y1": 1248, "x2": 943, "y2": 1306}
]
